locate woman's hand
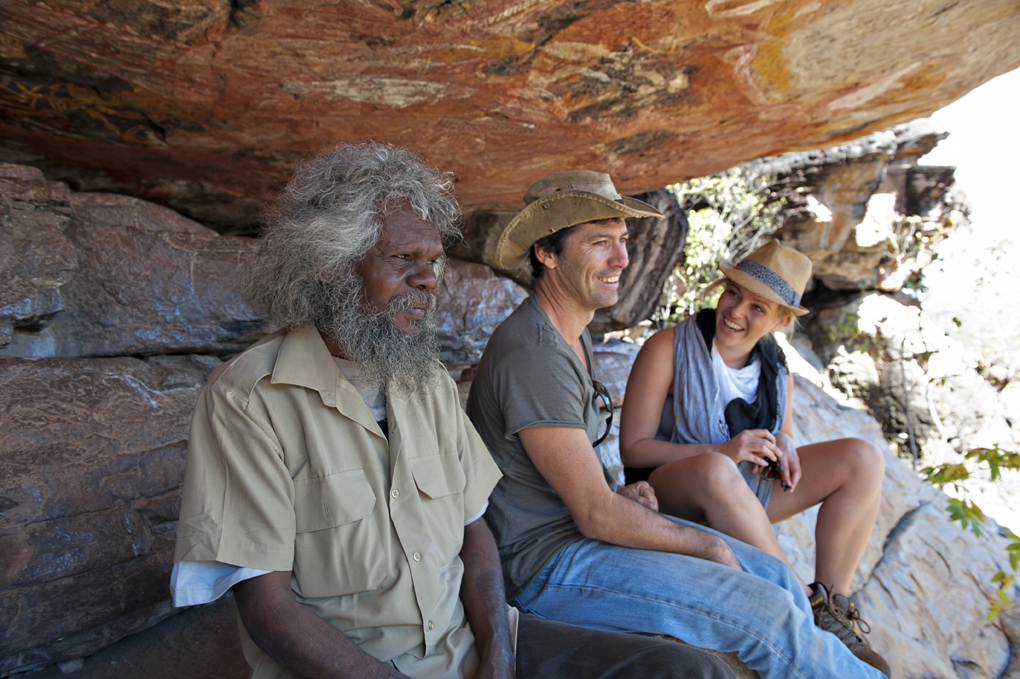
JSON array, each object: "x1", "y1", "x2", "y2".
[
  {"x1": 775, "y1": 432, "x2": 801, "y2": 492},
  {"x1": 616, "y1": 481, "x2": 659, "y2": 512},
  {"x1": 719, "y1": 429, "x2": 781, "y2": 469}
]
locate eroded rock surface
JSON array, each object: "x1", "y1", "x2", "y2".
[
  {"x1": 0, "y1": 171, "x2": 271, "y2": 358},
  {"x1": 0, "y1": 165, "x2": 78, "y2": 350},
  {"x1": 0, "y1": 354, "x2": 219, "y2": 675},
  {"x1": 1, "y1": 1, "x2": 1017, "y2": 229},
  {"x1": 752, "y1": 120, "x2": 967, "y2": 292}
]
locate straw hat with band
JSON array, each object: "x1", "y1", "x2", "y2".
[
  {"x1": 494, "y1": 170, "x2": 664, "y2": 271},
  {"x1": 713, "y1": 240, "x2": 812, "y2": 317}
]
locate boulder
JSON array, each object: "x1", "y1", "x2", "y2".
[
  {"x1": 1, "y1": 1, "x2": 1018, "y2": 229},
  {"x1": 0, "y1": 170, "x2": 272, "y2": 358},
  {"x1": 0, "y1": 354, "x2": 219, "y2": 676},
  {"x1": 799, "y1": 290, "x2": 1020, "y2": 531},
  {"x1": 749, "y1": 120, "x2": 967, "y2": 292},
  {"x1": 779, "y1": 375, "x2": 1020, "y2": 679},
  {"x1": 0, "y1": 165, "x2": 78, "y2": 351},
  {"x1": 50, "y1": 193, "x2": 269, "y2": 357}
]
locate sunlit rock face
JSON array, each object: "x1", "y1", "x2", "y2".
[
  {"x1": 752, "y1": 120, "x2": 965, "y2": 292},
  {"x1": 1, "y1": 0, "x2": 1018, "y2": 230}
]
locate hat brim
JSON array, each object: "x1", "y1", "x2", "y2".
[
  {"x1": 495, "y1": 191, "x2": 663, "y2": 270},
  {"x1": 716, "y1": 264, "x2": 810, "y2": 317}
]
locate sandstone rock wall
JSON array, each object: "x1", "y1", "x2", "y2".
[
  {"x1": 0, "y1": 165, "x2": 270, "y2": 359},
  {"x1": 1, "y1": 1, "x2": 1018, "y2": 230},
  {"x1": 747, "y1": 119, "x2": 967, "y2": 292},
  {"x1": 3, "y1": 165, "x2": 1019, "y2": 678},
  {"x1": 0, "y1": 355, "x2": 219, "y2": 676}
]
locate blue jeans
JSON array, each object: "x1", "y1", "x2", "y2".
[{"x1": 512, "y1": 519, "x2": 885, "y2": 679}]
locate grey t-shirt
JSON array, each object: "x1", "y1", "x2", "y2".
[{"x1": 467, "y1": 294, "x2": 605, "y2": 600}]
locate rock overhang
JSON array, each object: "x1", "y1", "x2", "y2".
[{"x1": 0, "y1": 0, "x2": 1018, "y2": 231}]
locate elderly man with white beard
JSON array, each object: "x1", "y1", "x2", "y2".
[{"x1": 169, "y1": 142, "x2": 734, "y2": 679}]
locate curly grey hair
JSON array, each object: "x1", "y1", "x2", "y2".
[{"x1": 243, "y1": 142, "x2": 461, "y2": 330}]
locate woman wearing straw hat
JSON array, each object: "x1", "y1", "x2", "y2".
[{"x1": 619, "y1": 240, "x2": 888, "y2": 675}]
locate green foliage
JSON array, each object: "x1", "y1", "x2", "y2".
[
  {"x1": 922, "y1": 462, "x2": 971, "y2": 487},
  {"x1": 659, "y1": 168, "x2": 784, "y2": 322},
  {"x1": 968, "y1": 446, "x2": 1020, "y2": 482},
  {"x1": 945, "y1": 497, "x2": 986, "y2": 536},
  {"x1": 921, "y1": 446, "x2": 1020, "y2": 620},
  {"x1": 989, "y1": 532, "x2": 1020, "y2": 621}
]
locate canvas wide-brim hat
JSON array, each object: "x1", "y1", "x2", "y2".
[
  {"x1": 494, "y1": 170, "x2": 664, "y2": 270},
  {"x1": 717, "y1": 240, "x2": 812, "y2": 317}
]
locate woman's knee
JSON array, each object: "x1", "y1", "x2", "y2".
[
  {"x1": 846, "y1": 438, "x2": 885, "y2": 483},
  {"x1": 682, "y1": 453, "x2": 749, "y2": 500}
]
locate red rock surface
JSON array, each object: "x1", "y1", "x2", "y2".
[
  {"x1": 0, "y1": 354, "x2": 218, "y2": 675},
  {"x1": 1, "y1": 0, "x2": 1017, "y2": 229},
  {"x1": 23, "y1": 596, "x2": 248, "y2": 679},
  {"x1": 0, "y1": 164, "x2": 271, "y2": 359}
]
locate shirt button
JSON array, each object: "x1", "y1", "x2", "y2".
[
  {"x1": 413, "y1": 552, "x2": 421, "y2": 562},
  {"x1": 428, "y1": 620, "x2": 434, "y2": 630},
  {"x1": 391, "y1": 489, "x2": 399, "y2": 499}
]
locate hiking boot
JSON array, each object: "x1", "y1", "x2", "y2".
[{"x1": 809, "y1": 583, "x2": 890, "y2": 677}]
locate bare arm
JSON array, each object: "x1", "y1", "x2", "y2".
[
  {"x1": 775, "y1": 372, "x2": 802, "y2": 491},
  {"x1": 234, "y1": 571, "x2": 408, "y2": 679},
  {"x1": 459, "y1": 519, "x2": 515, "y2": 679},
  {"x1": 619, "y1": 326, "x2": 781, "y2": 470},
  {"x1": 518, "y1": 425, "x2": 739, "y2": 568}
]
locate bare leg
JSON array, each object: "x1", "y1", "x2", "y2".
[
  {"x1": 648, "y1": 452, "x2": 811, "y2": 595},
  {"x1": 766, "y1": 438, "x2": 885, "y2": 595}
]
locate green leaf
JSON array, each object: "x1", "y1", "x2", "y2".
[
  {"x1": 945, "y1": 498, "x2": 985, "y2": 536},
  {"x1": 922, "y1": 463, "x2": 971, "y2": 487}
]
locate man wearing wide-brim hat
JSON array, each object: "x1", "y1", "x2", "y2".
[{"x1": 468, "y1": 171, "x2": 889, "y2": 679}]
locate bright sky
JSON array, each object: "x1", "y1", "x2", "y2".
[
  {"x1": 922, "y1": 67, "x2": 1020, "y2": 242},
  {"x1": 919, "y1": 67, "x2": 1020, "y2": 363}
]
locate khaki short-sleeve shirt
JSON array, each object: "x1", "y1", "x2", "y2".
[{"x1": 174, "y1": 326, "x2": 503, "y2": 679}]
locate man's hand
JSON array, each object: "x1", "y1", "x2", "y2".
[
  {"x1": 775, "y1": 432, "x2": 802, "y2": 492},
  {"x1": 616, "y1": 481, "x2": 658, "y2": 512},
  {"x1": 703, "y1": 534, "x2": 742, "y2": 571}
]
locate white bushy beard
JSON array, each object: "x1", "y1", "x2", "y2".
[{"x1": 318, "y1": 272, "x2": 442, "y2": 395}]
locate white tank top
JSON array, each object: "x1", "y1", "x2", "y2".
[{"x1": 711, "y1": 341, "x2": 760, "y2": 408}]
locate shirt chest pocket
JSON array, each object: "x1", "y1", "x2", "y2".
[
  {"x1": 408, "y1": 454, "x2": 467, "y2": 560},
  {"x1": 409, "y1": 453, "x2": 466, "y2": 499},
  {"x1": 292, "y1": 469, "x2": 389, "y2": 597}
]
